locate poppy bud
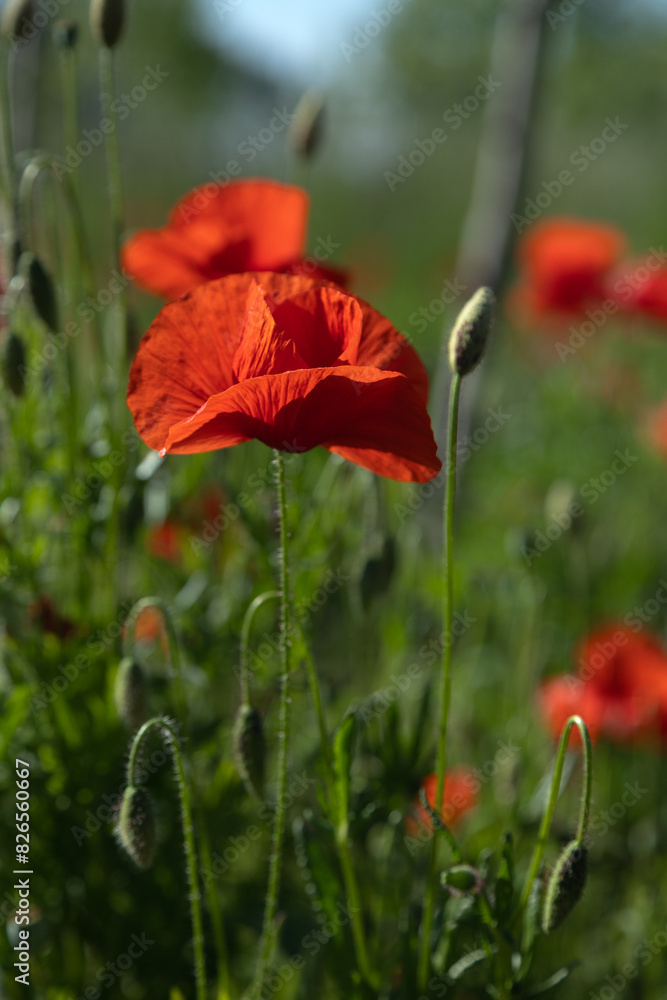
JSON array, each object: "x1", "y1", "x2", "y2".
[
  {"x1": 19, "y1": 253, "x2": 58, "y2": 333},
  {"x1": 89, "y1": 0, "x2": 125, "y2": 48},
  {"x1": 288, "y1": 92, "x2": 325, "y2": 161},
  {"x1": 448, "y1": 286, "x2": 495, "y2": 377},
  {"x1": 114, "y1": 656, "x2": 149, "y2": 732},
  {"x1": 441, "y1": 863, "x2": 483, "y2": 897},
  {"x1": 116, "y1": 785, "x2": 156, "y2": 869},
  {"x1": 541, "y1": 841, "x2": 588, "y2": 933},
  {"x1": 3, "y1": 332, "x2": 26, "y2": 396},
  {"x1": 53, "y1": 19, "x2": 78, "y2": 49},
  {"x1": 232, "y1": 703, "x2": 265, "y2": 800},
  {"x1": 2, "y1": 0, "x2": 35, "y2": 41}
]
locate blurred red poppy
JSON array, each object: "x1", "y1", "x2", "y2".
[
  {"x1": 539, "y1": 625, "x2": 667, "y2": 746},
  {"x1": 610, "y1": 257, "x2": 667, "y2": 322},
  {"x1": 413, "y1": 767, "x2": 478, "y2": 831},
  {"x1": 512, "y1": 218, "x2": 626, "y2": 320},
  {"x1": 122, "y1": 178, "x2": 347, "y2": 300},
  {"x1": 127, "y1": 272, "x2": 440, "y2": 483},
  {"x1": 646, "y1": 399, "x2": 667, "y2": 456},
  {"x1": 146, "y1": 520, "x2": 185, "y2": 564}
]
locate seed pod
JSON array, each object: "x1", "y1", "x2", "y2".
[
  {"x1": 90, "y1": 0, "x2": 125, "y2": 48},
  {"x1": 541, "y1": 841, "x2": 588, "y2": 933},
  {"x1": 114, "y1": 656, "x2": 149, "y2": 731},
  {"x1": 19, "y1": 253, "x2": 58, "y2": 333},
  {"x1": 2, "y1": 0, "x2": 35, "y2": 42},
  {"x1": 448, "y1": 286, "x2": 495, "y2": 377},
  {"x1": 288, "y1": 92, "x2": 325, "y2": 161},
  {"x1": 3, "y1": 332, "x2": 26, "y2": 396},
  {"x1": 232, "y1": 703, "x2": 265, "y2": 800},
  {"x1": 116, "y1": 786, "x2": 156, "y2": 869},
  {"x1": 53, "y1": 19, "x2": 78, "y2": 49}
]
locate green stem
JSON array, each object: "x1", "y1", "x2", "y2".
[
  {"x1": 418, "y1": 372, "x2": 462, "y2": 989},
  {"x1": 0, "y1": 41, "x2": 15, "y2": 209},
  {"x1": 239, "y1": 590, "x2": 280, "y2": 704},
  {"x1": 98, "y1": 47, "x2": 124, "y2": 275},
  {"x1": 255, "y1": 451, "x2": 292, "y2": 992},
  {"x1": 127, "y1": 717, "x2": 206, "y2": 1000},
  {"x1": 297, "y1": 628, "x2": 379, "y2": 988},
  {"x1": 123, "y1": 597, "x2": 187, "y2": 724},
  {"x1": 199, "y1": 826, "x2": 230, "y2": 999},
  {"x1": 519, "y1": 714, "x2": 592, "y2": 913}
]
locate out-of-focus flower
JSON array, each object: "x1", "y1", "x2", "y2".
[
  {"x1": 145, "y1": 520, "x2": 185, "y2": 564},
  {"x1": 512, "y1": 218, "x2": 626, "y2": 321},
  {"x1": 610, "y1": 257, "x2": 667, "y2": 322},
  {"x1": 122, "y1": 178, "x2": 347, "y2": 300},
  {"x1": 127, "y1": 272, "x2": 440, "y2": 483},
  {"x1": 29, "y1": 594, "x2": 76, "y2": 640},
  {"x1": 646, "y1": 399, "x2": 667, "y2": 456},
  {"x1": 413, "y1": 766, "x2": 478, "y2": 831},
  {"x1": 539, "y1": 625, "x2": 667, "y2": 746}
]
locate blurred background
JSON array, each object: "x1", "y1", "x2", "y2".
[{"x1": 4, "y1": 0, "x2": 667, "y2": 997}]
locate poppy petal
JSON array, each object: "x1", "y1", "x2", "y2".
[
  {"x1": 233, "y1": 282, "x2": 307, "y2": 381},
  {"x1": 160, "y1": 367, "x2": 441, "y2": 482},
  {"x1": 268, "y1": 285, "x2": 363, "y2": 367}
]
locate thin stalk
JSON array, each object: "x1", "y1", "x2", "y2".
[
  {"x1": 199, "y1": 826, "x2": 230, "y2": 999},
  {"x1": 297, "y1": 628, "x2": 379, "y2": 988},
  {"x1": 127, "y1": 717, "x2": 206, "y2": 1000},
  {"x1": 418, "y1": 371, "x2": 462, "y2": 990},
  {"x1": 255, "y1": 450, "x2": 292, "y2": 992},
  {"x1": 239, "y1": 590, "x2": 280, "y2": 704},
  {"x1": 0, "y1": 41, "x2": 15, "y2": 209},
  {"x1": 519, "y1": 714, "x2": 593, "y2": 913}
]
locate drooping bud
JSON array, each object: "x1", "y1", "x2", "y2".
[
  {"x1": 89, "y1": 0, "x2": 125, "y2": 48},
  {"x1": 288, "y1": 91, "x2": 325, "y2": 161},
  {"x1": 2, "y1": 0, "x2": 35, "y2": 42},
  {"x1": 3, "y1": 332, "x2": 26, "y2": 396},
  {"x1": 448, "y1": 286, "x2": 495, "y2": 377},
  {"x1": 114, "y1": 656, "x2": 149, "y2": 731},
  {"x1": 232, "y1": 703, "x2": 265, "y2": 800},
  {"x1": 116, "y1": 786, "x2": 156, "y2": 868},
  {"x1": 441, "y1": 863, "x2": 483, "y2": 897},
  {"x1": 18, "y1": 253, "x2": 58, "y2": 332},
  {"x1": 53, "y1": 19, "x2": 79, "y2": 49},
  {"x1": 541, "y1": 841, "x2": 588, "y2": 933}
]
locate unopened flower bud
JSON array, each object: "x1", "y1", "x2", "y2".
[
  {"x1": 90, "y1": 0, "x2": 125, "y2": 48},
  {"x1": 2, "y1": 0, "x2": 35, "y2": 42},
  {"x1": 541, "y1": 841, "x2": 588, "y2": 933},
  {"x1": 448, "y1": 286, "x2": 495, "y2": 376},
  {"x1": 116, "y1": 786, "x2": 155, "y2": 868},
  {"x1": 441, "y1": 863, "x2": 483, "y2": 897},
  {"x1": 232, "y1": 703, "x2": 265, "y2": 800},
  {"x1": 53, "y1": 19, "x2": 78, "y2": 49},
  {"x1": 289, "y1": 91, "x2": 325, "y2": 161},
  {"x1": 114, "y1": 657, "x2": 149, "y2": 731},
  {"x1": 3, "y1": 332, "x2": 26, "y2": 396},
  {"x1": 19, "y1": 253, "x2": 58, "y2": 333}
]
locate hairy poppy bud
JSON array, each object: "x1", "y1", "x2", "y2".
[
  {"x1": 19, "y1": 253, "x2": 58, "y2": 333},
  {"x1": 441, "y1": 863, "x2": 483, "y2": 897},
  {"x1": 289, "y1": 92, "x2": 325, "y2": 161},
  {"x1": 53, "y1": 19, "x2": 78, "y2": 49},
  {"x1": 3, "y1": 332, "x2": 26, "y2": 396},
  {"x1": 232, "y1": 703, "x2": 265, "y2": 800},
  {"x1": 90, "y1": 0, "x2": 125, "y2": 48},
  {"x1": 541, "y1": 841, "x2": 588, "y2": 933},
  {"x1": 448, "y1": 286, "x2": 495, "y2": 377},
  {"x1": 117, "y1": 786, "x2": 156, "y2": 868},
  {"x1": 2, "y1": 0, "x2": 35, "y2": 41},
  {"x1": 114, "y1": 656, "x2": 149, "y2": 731}
]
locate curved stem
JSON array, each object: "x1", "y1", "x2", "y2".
[
  {"x1": 255, "y1": 451, "x2": 292, "y2": 991},
  {"x1": 127, "y1": 717, "x2": 206, "y2": 1000},
  {"x1": 123, "y1": 597, "x2": 187, "y2": 724},
  {"x1": 519, "y1": 714, "x2": 592, "y2": 913},
  {"x1": 418, "y1": 372, "x2": 462, "y2": 989},
  {"x1": 239, "y1": 590, "x2": 280, "y2": 704}
]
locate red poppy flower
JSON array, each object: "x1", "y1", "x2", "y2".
[
  {"x1": 122, "y1": 178, "x2": 347, "y2": 300},
  {"x1": 127, "y1": 272, "x2": 440, "y2": 483},
  {"x1": 512, "y1": 218, "x2": 626, "y2": 320},
  {"x1": 610, "y1": 257, "x2": 667, "y2": 322},
  {"x1": 539, "y1": 625, "x2": 667, "y2": 746},
  {"x1": 646, "y1": 399, "x2": 667, "y2": 456},
  {"x1": 413, "y1": 767, "x2": 478, "y2": 832},
  {"x1": 146, "y1": 520, "x2": 185, "y2": 564}
]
